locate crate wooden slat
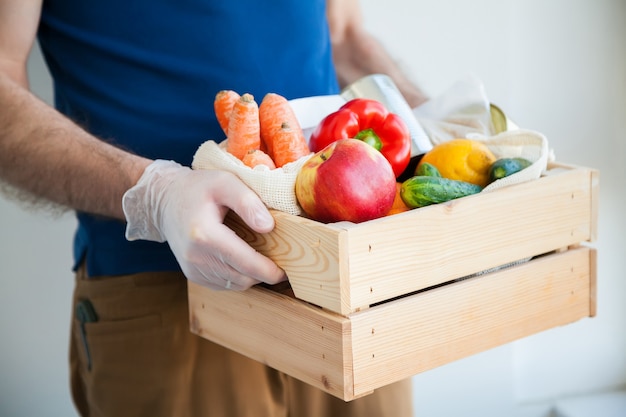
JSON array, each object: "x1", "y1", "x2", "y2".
[
  {"x1": 225, "y1": 163, "x2": 599, "y2": 315},
  {"x1": 189, "y1": 162, "x2": 598, "y2": 400},
  {"x1": 189, "y1": 246, "x2": 595, "y2": 401}
]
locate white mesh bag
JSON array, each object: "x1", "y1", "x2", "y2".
[
  {"x1": 477, "y1": 128, "x2": 550, "y2": 192},
  {"x1": 191, "y1": 139, "x2": 310, "y2": 216}
]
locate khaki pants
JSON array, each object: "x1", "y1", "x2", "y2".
[{"x1": 69, "y1": 266, "x2": 414, "y2": 417}]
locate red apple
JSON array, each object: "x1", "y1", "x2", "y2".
[{"x1": 295, "y1": 138, "x2": 396, "y2": 223}]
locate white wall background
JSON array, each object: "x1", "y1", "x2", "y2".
[{"x1": 1, "y1": 1, "x2": 624, "y2": 416}]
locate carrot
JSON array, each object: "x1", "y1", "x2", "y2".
[
  {"x1": 270, "y1": 122, "x2": 311, "y2": 167},
  {"x1": 226, "y1": 93, "x2": 261, "y2": 160},
  {"x1": 242, "y1": 149, "x2": 276, "y2": 170},
  {"x1": 214, "y1": 90, "x2": 240, "y2": 136},
  {"x1": 259, "y1": 93, "x2": 309, "y2": 162}
]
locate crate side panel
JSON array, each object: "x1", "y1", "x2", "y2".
[
  {"x1": 348, "y1": 248, "x2": 592, "y2": 396},
  {"x1": 590, "y1": 248, "x2": 598, "y2": 317},
  {"x1": 225, "y1": 210, "x2": 346, "y2": 313},
  {"x1": 344, "y1": 167, "x2": 594, "y2": 310},
  {"x1": 590, "y1": 168, "x2": 600, "y2": 241},
  {"x1": 545, "y1": 163, "x2": 599, "y2": 242},
  {"x1": 188, "y1": 282, "x2": 352, "y2": 399}
]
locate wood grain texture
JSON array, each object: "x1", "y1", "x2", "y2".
[
  {"x1": 589, "y1": 247, "x2": 598, "y2": 317},
  {"x1": 341, "y1": 165, "x2": 596, "y2": 312},
  {"x1": 188, "y1": 281, "x2": 355, "y2": 399},
  {"x1": 188, "y1": 247, "x2": 594, "y2": 400},
  {"x1": 225, "y1": 210, "x2": 349, "y2": 312},
  {"x1": 226, "y1": 164, "x2": 598, "y2": 314},
  {"x1": 347, "y1": 247, "x2": 593, "y2": 396}
]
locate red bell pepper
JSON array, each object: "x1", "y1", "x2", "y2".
[{"x1": 309, "y1": 98, "x2": 411, "y2": 178}]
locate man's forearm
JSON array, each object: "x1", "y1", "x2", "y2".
[
  {"x1": 332, "y1": 28, "x2": 428, "y2": 108},
  {"x1": 0, "y1": 73, "x2": 151, "y2": 219}
]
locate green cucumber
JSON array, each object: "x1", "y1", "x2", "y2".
[
  {"x1": 414, "y1": 162, "x2": 442, "y2": 177},
  {"x1": 400, "y1": 176, "x2": 482, "y2": 208},
  {"x1": 488, "y1": 157, "x2": 532, "y2": 182}
]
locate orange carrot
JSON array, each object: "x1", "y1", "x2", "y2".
[
  {"x1": 270, "y1": 122, "x2": 311, "y2": 167},
  {"x1": 259, "y1": 136, "x2": 269, "y2": 155},
  {"x1": 259, "y1": 93, "x2": 309, "y2": 162},
  {"x1": 214, "y1": 90, "x2": 240, "y2": 136},
  {"x1": 242, "y1": 149, "x2": 276, "y2": 169},
  {"x1": 226, "y1": 93, "x2": 261, "y2": 160}
]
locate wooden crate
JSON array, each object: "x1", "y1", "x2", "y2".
[{"x1": 188, "y1": 162, "x2": 598, "y2": 401}]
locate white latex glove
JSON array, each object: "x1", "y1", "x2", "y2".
[{"x1": 122, "y1": 160, "x2": 286, "y2": 290}]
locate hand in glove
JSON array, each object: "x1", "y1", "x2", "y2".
[{"x1": 122, "y1": 160, "x2": 286, "y2": 290}]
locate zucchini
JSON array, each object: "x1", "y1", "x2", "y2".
[
  {"x1": 488, "y1": 157, "x2": 532, "y2": 182},
  {"x1": 414, "y1": 162, "x2": 442, "y2": 177},
  {"x1": 400, "y1": 176, "x2": 482, "y2": 208}
]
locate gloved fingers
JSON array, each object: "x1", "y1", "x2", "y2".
[
  {"x1": 181, "y1": 222, "x2": 287, "y2": 288},
  {"x1": 207, "y1": 171, "x2": 276, "y2": 234},
  {"x1": 135, "y1": 166, "x2": 287, "y2": 289},
  {"x1": 184, "y1": 252, "x2": 281, "y2": 291},
  {"x1": 183, "y1": 261, "x2": 260, "y2": 291},
  {"x1": 208, "y1": 224, "x2": 286, "y2": 285}
]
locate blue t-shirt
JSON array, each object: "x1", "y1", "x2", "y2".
[{"x1": 37, "y1": 0, "x2": 339, "y2": 277}]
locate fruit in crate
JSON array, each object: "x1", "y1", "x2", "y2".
[
  {"x1": 295, "y1": 139, "x2": 396, "y2": 223},
  {"x1": 417, "y1": 138, "x2": 497, "y2": 187}
]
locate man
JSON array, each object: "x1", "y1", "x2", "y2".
[{"x1": 0, "y1": 0, "x2": 426, "y2": 415}]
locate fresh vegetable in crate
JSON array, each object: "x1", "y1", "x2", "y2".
[
  {"x1": 397, "y1": 139, "x2": 489, "y2": 209},
  {"x1": 397, "y1": 138, "x2": 536, "y2": 210},
  {"x1": 415, "y1": 162, "x2": 442, "y2": 177},
  {"x1": 488, "y1": 157, "x2": 533, "y2": 183},
  {"x1": 308, "y1": 98, "x2": 412, "y2": 178},
  {"x1": 400, "y1": 176, "x2": 482, "y2": 208},
  {"x1": 214, "y1": 90, "x2": 311, "y2": 169},
  {"x1": 214, "y1": 89, "x2": 240, "y2": 136},
  {"x1": 225, "y1": 93, "x2": 261, "y2": 160},
  {"x1": 259, "y1": 93, "x2": 310, "y2": 167},
  {"x1": 242, "y1": 149, "x2": 276, "y2": 169}
]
